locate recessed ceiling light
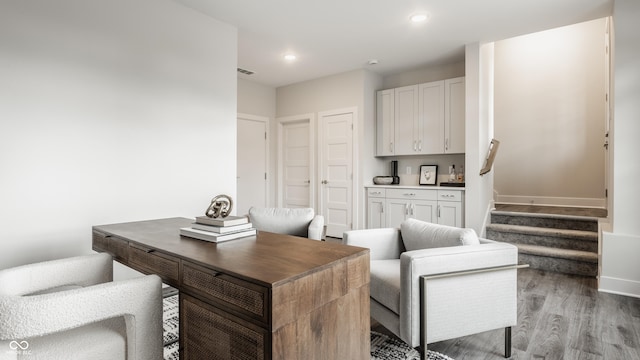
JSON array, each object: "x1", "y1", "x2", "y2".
[
  {"x1": 283, "y1": 54, "x2": 297, "y2": 61},
  {"x1": 410, "y1": 12, "x2": 430, "y2": 23}
]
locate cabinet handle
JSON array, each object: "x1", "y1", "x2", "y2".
[
  {"x1": 390, "y1": 142, "x2": 393, "y2": 152},
  {"x1": 413, "y1": 141, "x2": 417, "y2": 151},
  {"x1": 403, "y1": 193, "x2": 416, "y2": 197},
  {"x1": 410, "y1": 203, "x2": 414, "y2": 216},
  {"x1": 381, "y1": 204, "x2": 384, "y2": 213},
  {"x1": 438, "y1": 205, "x2": 441, "y2": 218},
  {"x1": 445, "y1": 138, "x2": 449, "y2": 151},
  {"x1": 405, "y1": 204, "x2": 409, "y2": 215},
  {"x1": 418, "y1": 140, "x2": 422, "y2": 151},
  {"x1": 370, "y1": 191, "x2": 381, "y2": 195},
  {"x1": 145, "y1": 248, "x2": 156, "y2": 254}
]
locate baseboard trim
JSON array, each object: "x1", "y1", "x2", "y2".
[
  {"x1": 599, "y1": 276, "x2": 640, "y2": 299},
  {"x1": 496, "y1": 195, "x2": 606, "y2": 209}
]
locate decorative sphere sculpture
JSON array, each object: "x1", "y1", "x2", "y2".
[{"x1": 205, "y1": 194, "x2": 233, "y2": 218}]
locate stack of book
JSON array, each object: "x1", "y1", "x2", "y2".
[{"x1": 179, "y1": 215, "x2": 256, "y2": 243}]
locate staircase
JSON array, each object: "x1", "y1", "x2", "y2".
[{"x1": 486, "y1": 205, "x2": 604, "y2": 277}]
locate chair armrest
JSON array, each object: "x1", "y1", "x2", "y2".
[
  {"x1": 398, "y1": 243, "x2": 518, "y2": 345},
  {"x1": 401, "y1": 242, "x2": 518, "y2": 278},
  {"x1": 0, "y1": 253, "x2": 113, "y2": 296},
  {"x1": 308, "y1": 215, "x2": 325, "y2": 240},
  {"x1": 343, "y1": 228, "x2": 404, "y2": 260},
  {"x1": 0, "y1": 274, "x2": 163, "y2": 360}
]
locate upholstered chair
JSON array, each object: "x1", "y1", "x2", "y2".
[
  {"x1": 248, "y1": 207, "x2": 325, "y2": 240},
  {"x1": 343, "y1": 218, "x2": 519, "y2": 359},
  {"x1": 0, "y1": 253, "x2": 163, "y2": 360}
]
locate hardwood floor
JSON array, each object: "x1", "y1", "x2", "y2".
[{"x1": 373, "y1": 268, "x2": 640, "y2": 359}]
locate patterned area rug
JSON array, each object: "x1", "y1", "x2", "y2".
[
  {"x1": 162, "y1": 294, "x2": 454, "y2": 360},
  {"x1": 371, "y1": 331, "x2": 454, "y2": 360}
]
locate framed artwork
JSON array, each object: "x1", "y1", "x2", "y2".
[{"x1": 419, "y1": 165, "x2": 438, "y2": 185}]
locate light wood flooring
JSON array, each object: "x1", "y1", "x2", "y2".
[{"x1": 373, "y1": 268, "x2": 640, "y2": 359}]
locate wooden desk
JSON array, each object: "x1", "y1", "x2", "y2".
[{"x1": 92, "y1": 217, "x2": 370, "y2": 360}]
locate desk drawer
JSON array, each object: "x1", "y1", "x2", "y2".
[
  {"x1": 182, "y1": 261, "x2": 268, "y2": 324},
  {"x1": 129, "y1": 244, "x2": 180, "y2": 285},
  {"x1": 92, "y1": 231, "x2": 128, "y2": 263}
]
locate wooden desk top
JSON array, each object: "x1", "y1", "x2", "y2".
[{"x1": 93, "y1": 217, "x2": 368, "y2": 287}]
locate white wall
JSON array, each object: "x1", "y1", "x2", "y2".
[
  {"x1": 600, "y1": 0, "x2": 640, "y2": 298},
  {"x1": 464, "y1": 43, "x2": 496, "y2": 236},
  {"x1": 0, "y1": 0, "x2": 238, "y2": 272},
  {"x1": 493, "y1": 19, "x2": 607, "y2": 207},
  {"x1": 382, "y1": 61, "x2": 465, "y2": 89},
  {"x1": 276, "y1": 69, "x2": 384, "y2": 230}
]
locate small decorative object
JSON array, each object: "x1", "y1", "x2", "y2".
[
  {"x1": 480, "y1": 139, "x2": 500, "y2": 175},
  {"x1": 205, "y1": 194, "x2": 233, "y2": 218},
  {"x1": 419, "y1": 165, "x2": 438, "y2": 186}
]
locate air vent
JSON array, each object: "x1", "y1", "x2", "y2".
[{"x1": 237, "y1": 67, "x2": 255, "y2": 75}]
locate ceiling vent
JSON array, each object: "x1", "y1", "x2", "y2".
[{"x1": 237, "y1": 67, "x2": 255, "y2": 75}]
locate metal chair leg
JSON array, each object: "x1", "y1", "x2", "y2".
[{"x1": 504, "y1": 326, "x2": 512, "y2": 358}]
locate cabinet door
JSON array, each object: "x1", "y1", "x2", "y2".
[
  {"x1": 411, "y1": 200, "x2": 438, "y2": 224},
  {"x1": 418, "y1": 81, "x2": 445, "y2": 154},
  {"x1": 438, "y1": 201, "x2": 462, "y2": 227},
  {"x1": 394, "y1": 85, "x2": 419, "y2": 155},
  {"x1": 367, "y1": 198, "x2": 386, "y2": 229},
  {"x1": 445, "y1": 77, "x2": 465, "y2": 154},
  {"x1": 376, "y1": 89, "x2": 395, "y2": 156},
  {"x1": 386, "y1": 199, "x2": 408, "y2": 229}
]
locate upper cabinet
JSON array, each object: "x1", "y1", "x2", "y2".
[
  {"x1": 444, "y1": 77, "x2": 465, "y2": 154},
  {"x1": 376, "y1": 76, "x2": 465, "y2": 156}
]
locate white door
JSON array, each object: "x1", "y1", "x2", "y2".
[
  {"x1": 438, "y1": 202, "x2": 462, "y2": 227},
  {"x1": 278, "y1": 116, "x2": 313, "y2": 208},
  {"x1": 394, "y1": 85, "x2": 419, "y2": 155},
  {"x1": 367, "y1": 197, "x2": 385, "y2": 229},
  {"x1": 320, "y1": 109, "x2": 355, "y2": 238},
  {"x1": 237, "y1": 114, "x2": 268, "y2": 216}
]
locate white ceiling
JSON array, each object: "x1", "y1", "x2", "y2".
[{"x1": 175, "y1": 0, "x2": 612, "y2": 88}]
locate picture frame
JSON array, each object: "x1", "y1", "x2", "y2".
[{"x1": 419, "y1": 165, "x2": 438, "y2": 185}]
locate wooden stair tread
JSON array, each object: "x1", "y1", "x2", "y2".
[{"x1": 491, "y1": 210, "x2": 600, "y2": 222}]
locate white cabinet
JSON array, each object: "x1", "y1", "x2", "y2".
[
  {"x1": 366, "y1": 186, "x2": 464, "y2": 229},
  {"x1": 366, "y1": 188, "x2": 386, "y2": 228},
  {"x1": 418, "y1": 81, "x2": 445, "y2": 154},
  {"x1": 385, "y1": 188, "x2": 437, "y2": 229},
  {"x1": 394, "y1": 85, "x2": 419, "y2": 155},
  {"x1": 376, "y1": 89, "x2": 395, "y2": 156},
  {"x1": 376, "y1": 76, "x2": 465, "y2": 156},
  {"x1": 436, "y1": 190, "x2": 463, "y2": 227},
  {"x1": 444, "y1": 77, "x2": 465, "y2": 154}
]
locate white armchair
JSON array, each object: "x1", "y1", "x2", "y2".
[
  {"x1": 344, "y1": 219, "x2": 519, "y2": 359},
  {"x1": 0, "y1": 253, "x2": 163, "y2": 360},
  {"x1": 248, "y1": 207, "x2": 325, "y2": 240}
]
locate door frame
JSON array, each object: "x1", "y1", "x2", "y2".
[
  {"x1": 276, "y1": 113, "x2": 316, "y2": 210},
  {"x1": 318, "y1": 107, "x2": 359, "y2": 233},
  {"x1": 237, "y1": 113, "x2": 270, "y2": 211}
]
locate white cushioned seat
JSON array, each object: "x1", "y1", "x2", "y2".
[{"x1": 370, "y1": 259, "x2": 401, "y2": 315}]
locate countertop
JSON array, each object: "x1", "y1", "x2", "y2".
[{"x1": 365, "y1": 184, "x2": 465, "y2": 190}]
